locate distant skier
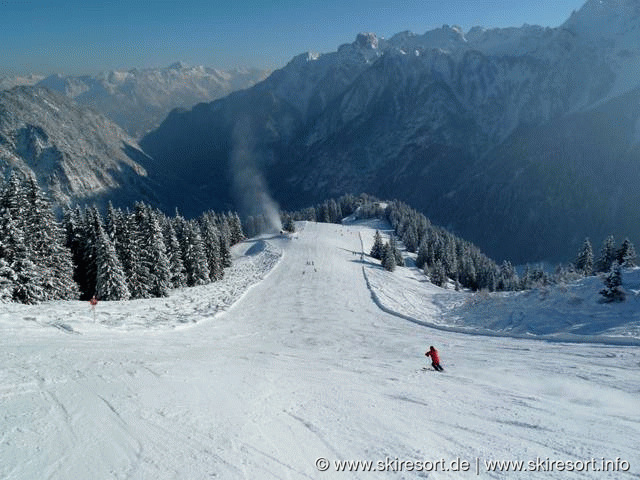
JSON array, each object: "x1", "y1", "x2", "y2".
[{"x1": 425, "y1": 346, "x2": 444, "y2": 371}]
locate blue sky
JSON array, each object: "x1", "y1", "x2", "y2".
[{"x1": 0, "y1": 0, "x2": 587, "y2": 76}]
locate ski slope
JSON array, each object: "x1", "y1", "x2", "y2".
[{"x1": 1, "y1": 221, "x2": 639, "y2": 479}]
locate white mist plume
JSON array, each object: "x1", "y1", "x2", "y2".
[{"x1": 231, "y1": 118, "x2": 282, "y2": 233}]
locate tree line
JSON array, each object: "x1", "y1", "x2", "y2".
[
  {"x1": 283, "y1": 194, "x2": 638, "y2": 296},
  {"x1": 284, "y1": 195, "x2": 513, "y2": 291},
  {"x1": 0, "y1": 173, "x2": 244, "y2": 304}
]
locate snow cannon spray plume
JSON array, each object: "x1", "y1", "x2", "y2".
[{"x1": 231, "y1": 118, "x2": 282, "y2": 235}]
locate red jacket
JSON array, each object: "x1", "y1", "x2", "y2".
[{"x1": 425, "y1": 348, "x2": 440, "y2": 364}]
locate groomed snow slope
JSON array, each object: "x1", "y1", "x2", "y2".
[{"x1": 1, "y1": 222, "x2": 638, "y2": 479}]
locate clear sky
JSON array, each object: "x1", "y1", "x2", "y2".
[{"x1": 0, "y1": 0, "x2": 587, "y2": 76}]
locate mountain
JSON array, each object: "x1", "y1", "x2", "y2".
[
  {"x1": 0, "y1": 86, "x2": 158, "y2": 208},
  {"x1": 34, "y1": 64, "x2": 270, "y2": 138},
  {"x1": 0, "y1": 74, "x2": 44, "y2": 90},
  {"x1": 141, "y1": 0, "x2": 640, "y2": 263}
]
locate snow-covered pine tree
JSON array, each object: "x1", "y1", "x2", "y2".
[
  {"x1": 616, "y1": 238, "x2": 636, "y2": 268},
  {"x1": 180, "y1": 220, "x2": 210, "y2": 287},
  {"x1": 126, "y1": 207, "x2": 151, "y2": 299},
  {"x1": 456, "y1": 248, "x2": 474, "y2": 289},
  {"x1": 95, "y1": 224, "x2": 130, "y2": 301},
  {"x1": 0, "y1": 209, "x2": 43, "y2": 304},
  {"x1": 105, "y1": 202, "x2": 118, "y2": 242},
  {"x1": 0, "y1": 173, "x2": 26, "y2": 220},
  {"x1": 216, "y1": 214, "x2": 232, "y2": 269},
  {"x1": 429, "y1": 259, "x2": 446, "y2": 287},
  {"x1": 381, "y1": 242, "x2": 396, "y2": 272},
  {"x1": 370, "y1": 230, "x2": 384, "y2": 260},
  {"x1": 145, "y1": 207, "x2": 172, "y2": 297},
  {"x1": 402, "y1": 224, "x2": 419, "y2": 253},
  {"x1": 389, "y1": 235, "x2": 403, "y2": 266},
  {"x1": 133, "y1": 203, "x2": 171, "y2": 298},
  {"x1": 228, "y1": 212, "x2": 245, "y2": 243},
  {"x1": 79, "y1": 206, "x2": 104, "y2": 299},
  {"x1": 575, "y1": 237, "x2": 594, "y2": 276},
  {"x1": 199, "y1": 214, "x2": 223, "y2": 281},
  {"x1": 22, "y1": 176, "x2": 78, "y2": 300},
  {"x1": 442, "y1": 238, "x2": 458, "y2": 280},
  {"x1": 415, "y1": 240, "x2": 428, "y2": 269},
  {"x1": 0, "y1": 257, "x2": 15, "y2": 302},
  {"x1": 596, "y1": 235, "x2": 617, "y2": 273},
  {"x1": 498, "y1": 260, "x2": 518, "y2": 291},
  {"x1": 163, "y1": 220, "x2": 187, "y2": 288},
  {"x1": 600, "y1": 261, "x2": 625, "y2": 303},
  {"x1": 108, "y1": 206, "x2": 131, "y2": 275}
]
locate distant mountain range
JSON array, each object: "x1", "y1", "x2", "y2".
[
  {"x1": 140, "y1": 0, "x2": 640, "y2": 263},
  {"x1": 2, "y1": 64, "x2": 270, "y2": 138},
  {"x1": 0, "y1": 86, "x2": 156, "y2": 208}
]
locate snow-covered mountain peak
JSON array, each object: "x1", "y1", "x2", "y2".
[
  {"x1": 355, "y1": 32, "x2": 379, "y2": 49},
  {"x1": 168, "y1": 61, "x2": 189, "y2": 70},
  {"x1": 563, "y1": 0, "x2": 640, "y2": 39},
  {"x1": 26, "y1": 65, "x2": 270, "y2": 138}
]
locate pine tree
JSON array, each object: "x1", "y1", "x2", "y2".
[
  {"x1": 498, "y1": 260, "x2": 518, "y2": 291},
  {"x1": 200, "y1": 214, "x2": 223, "y2": 281},
  {"x1": 381, "y1": 242, "x2": 396, "y2": 272},
  {"x1": 415, "y1": 241, "x2": 428, "y2": 269},
  {"x1": 402, "y1": 224, "x2": 419, "y2": 253},
  {"x1": 128, "y1": 203, "x2": 171, "y2": 298},
  {"x1": 429, "y1": 259, "x2": 447, "y2": 287},
  {"x1": 616, "y1": 238, "x2": 636, "y2": 268},
  {"x1": 126, "y1": 207, "x2": 151, "y2": 299},
  {"x1": 228, "y1": 212, "x2": 245, "y2": 243},
  {"x1": 180, "y1": 220, "x2": 210, "y2": 286},
  {"x1": 575, "y1": 237, "x2": 594, "y2": 276},
  {"x1": 370, "y1": 230, "x2": 384, "y2": 260},
  {"x1": 21, "y1": 176, "x2": 78, "y2": 300},
  {"x1": 597, "y1": 235, "x2": 617, "y2": 273},
  {"x1": 0, "y1": 210, "x2": 43, "y2": 304},
  {"x1": 389, "y1": 235, "x2": 403, "y2": 266},
  {"x1": 0, "y1": 173, "x2": 26, "y2": 220},
  {"x1": 216, "y1": 215, "x2": 232, "y2": 269},
  {"x1": 600, "y1": 262, "x2": 625, "y2": 303},
  {"x1": 141, "y1": 206, "x2": 171, "y2": 297},
  {"x1": 0, "y1": 257, "x2": 15, "y2": 302},
  {"x1": 81, "y1": 206, "x2": 103, "y2": 298},
  {"x1": 95, "y1": 225, "x2": 130, "y2": 301},
  {"x1": 163, "y1": 221, "x2": 187, "y2": 288}
]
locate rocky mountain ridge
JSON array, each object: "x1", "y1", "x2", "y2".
[
  {"x1": 141, "y1": 0, "x2": 640, "y2": 262},
  {"x1": 0, "y1": 86, "x2": 157, "y2": 208}
]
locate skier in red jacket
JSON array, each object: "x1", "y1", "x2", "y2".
[{"x1": 425, "y1": 346, "x2": 443, "y2": 371}]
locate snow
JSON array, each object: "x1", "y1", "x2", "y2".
[
  {"x1": 362, "y1": 224, "x2": 640, "y2": 345},
  {"x1": 1, "y1": 221, "x2": 639, "y2": 479}
]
